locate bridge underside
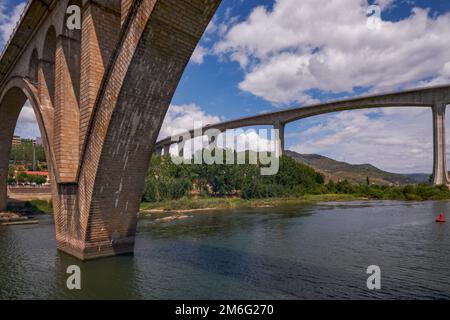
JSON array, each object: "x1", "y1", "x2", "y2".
[
  {"x1": 155, "y1": 88, "x2": 450, "y2": 188},
  {"x1": 0, "y1": 0, "x2": 221, "y2": 260}
]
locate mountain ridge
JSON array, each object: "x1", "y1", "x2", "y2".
[{"x1": 285, "y1": 150, "x2": 430, "y2": 185}]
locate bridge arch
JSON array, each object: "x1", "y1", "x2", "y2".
[
  {"x1": 0, "y1": 77, "x2": 55, "y2": 211},
  {"x1": 284, "y1": 107, "x2": 434, "y2": 181},
  {"x1": 42, "y1": 26, "x2": 57, "y2": 106},
  {"x1": 59, "y1": 0, "x2": 82, "y2": 102},
  {"x1": 28, "y1": 49, "x2": 39, "y2": 86}
]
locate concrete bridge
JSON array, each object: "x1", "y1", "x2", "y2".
[
  {"x1": 0, "y1": 0, "x2": 221, "y2": 260},
  {"x1": 155, "y1": 85, "x2": 450, "y2": 185}
]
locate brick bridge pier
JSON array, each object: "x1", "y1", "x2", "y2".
[{"x1": 0, "y1": 0, "x2": 221, "y2": 260}]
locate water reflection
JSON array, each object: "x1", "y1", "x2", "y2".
[{"x1": 0, "y1": 201, "x2": 449, "y2": 299}]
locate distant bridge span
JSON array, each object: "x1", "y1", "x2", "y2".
[{"x1": 155, "y1": 85, "x2": 450, "y2": 185}]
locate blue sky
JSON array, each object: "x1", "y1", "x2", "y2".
[{"x1": 2, "y1": 0, "x2": 450, "y2": 173}]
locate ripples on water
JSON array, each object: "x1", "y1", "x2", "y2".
[{"x1": 0, "y1": 200, "x2": 449, "y2": 299}]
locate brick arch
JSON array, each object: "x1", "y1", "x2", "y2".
[
  {"x1": 42, "y1": 26, "x2": 57, "y2": 106},
  {"x1": 60, "y1": 0, "x2": 82, "y2": 102},
  {"x1": 28, "y1": 49, "x2": 39, "y2": 86},
  {"x1": 58, "y1": 0, "x2": 222, "y2": 259},
  {"x1": 0, "y1": 77, "x2": 56, "y2": 211}
]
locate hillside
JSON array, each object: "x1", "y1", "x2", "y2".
[{"x1": 285, "y1": 150, "x2": 428, "y2": 186}]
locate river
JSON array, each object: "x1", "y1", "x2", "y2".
[{"x1": 0, "y1": 200, "x2": 449, "y2": 299}]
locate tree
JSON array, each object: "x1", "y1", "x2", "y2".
[
  {"x1": 29, "y1": 174, "x2": 47, "y2": 185},
  {"x1": 7, "y1": 165, "x2": 15, "y2": 184},
  {"x1": 16, "y1": 172, "x2": 29, "y2": 184}
]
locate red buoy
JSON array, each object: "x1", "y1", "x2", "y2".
[{"x1": 436, "y1": 213, "x2": 446, "y2": 223}]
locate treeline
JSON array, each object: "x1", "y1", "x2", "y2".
[
  {"x1": 143, "y1": 151, "x2": 450, "y2": 202},
  {"x1": 7, "y1": 165, "x2": 47, "y2": 185},
  {"x1": 9, "y1": 141, "x2": 46, "y2": 163},
  {"x1": 143, "y1": 151, "x2": 324, "y2": 202}
]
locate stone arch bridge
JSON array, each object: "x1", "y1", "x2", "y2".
[
  {"x1": 0, "y1": 0, "x2": 221, "y2": 260},
  {"x1": 0, "y1": 0, "x2": 448, "y2": 260}
]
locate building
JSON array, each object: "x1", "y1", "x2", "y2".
[
  {"x1": 35, "y1": 137, "x2": 43, "y2": 146},
  {"x1": 12, "y1": 135, "x2": 21, "y2": 146}
]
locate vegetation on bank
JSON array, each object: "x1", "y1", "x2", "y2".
[
  {"x1": 10, "y1": 140, "x2": 46, "y2": 165},
  {"x1": 7, "y1": 200, "x2": 53, "y2": 215},
  {"x1": 140, "y1": 194, "x2": 363, "y2": 212},
  {"x1": 142, "y1": 151, "x2": 450, "y2": 206},
  {"x1": 8, "y1": 151, "x2": 450, "y2": 215},
  {"x1": 8, "y1": 166, "x2": 47, "y2": 185}
]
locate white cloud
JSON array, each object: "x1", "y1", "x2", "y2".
[
  {"x1": 159, "y1": 103, "x2": 223, "y2": 139},
  {"x1": 214, "y1": 0, "x2": 450, "y2": 105},
  {"x1": 159, "y1": 104, "x2": 276, "y2": 156},
  {"x1": 288, "y1": 107, "x2": 440, "y2": 173},
  {"x1": 0, "y1": 1, "x2": 26, "y2": 47},
  {"x1": 14, "y1": 101, "x2": 41, "y2": 139},
  {"x1": 377, "y1": 0, "x2": 396, "y2": 11},
  {"x1": 191, "y1": 45, "x2": 209, "y2": 64}
]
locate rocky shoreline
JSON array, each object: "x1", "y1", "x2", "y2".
[{"x1": 0, "y1": 212, "x2": 38, "y2": 225}]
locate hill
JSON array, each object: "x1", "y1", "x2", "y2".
[{"x1": 285, "y1": 150, "x2": 428, "y2": 186}]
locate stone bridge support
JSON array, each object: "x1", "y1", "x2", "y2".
[
  {"x1": 56, "y1": 0, "x2": 222, "y2": 260},
  {"x1": 432, "y1": 102, "x2": 449, "y2": 185},
  {"x1": 0, "y1": 0, "x2": 221, "y2": 260},
  {"x1": 54, "y1": 34, "x2": 80, "y2": 182}
]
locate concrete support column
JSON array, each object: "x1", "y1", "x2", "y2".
[
  {"x1": 154, "y1": 146, "x2": 162, "y2": 155},
  {"x1": 178, "y1": 141, "x2": 185, "y2": 158},
  {"x1": 163, "y1": 144, "x2": 170, "y2": 156},
  {"x1": 432, "y1": 102, "x2": 449, "y2": 185},
  {"x1": 274, "y1": 121, "x2": 285, "y2": 157},
  {"x1": 206, "y1": 129, "x2": 222, "y2": 149}
]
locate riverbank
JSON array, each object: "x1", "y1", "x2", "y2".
[
  {"x1": 6, "y1": 199, "x2": 52, "y2": 215},
  {"x1": 140, "y1": 194, "x2": 364, "y2": 213}
]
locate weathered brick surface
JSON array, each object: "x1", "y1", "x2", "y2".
[
  {"x1": 79, "y1": 0, "x2": 121, "y2": 154},
  {"x1": 0, "y1": 0, "x2": 221, "y2": 259},
  {"x1": 54, "y1": 35, "x2": 80, "y2": 182},
  {"x1": 121, "y1": 0, "x2": 133, "y2": 25}
]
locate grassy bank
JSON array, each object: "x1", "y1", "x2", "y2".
[
  {"x1": 6, "y1": 199, "x2": 52, "y2": 215},
  {"x1": 140, "y1": 194, "x2": 364, "y2": 213}
]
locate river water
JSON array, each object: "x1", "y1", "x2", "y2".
[{"x1": 0, "y1": 200, "x2": 449, "y2": 299}]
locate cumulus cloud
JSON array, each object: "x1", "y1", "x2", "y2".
[
  {"x1": 14, "y1": 101, "x2": 41, "y2": 139},
  {"x1": 0, "y1": 1, "x2": 26, "y2": 47},
  {"x1": 191, "y1": 45, "x2": 209, "y2": 64},
  {"x1": 159, "y1": 103, "x2": 223, "y2": 139},
  {"x1": 159, "y1": 104, "x2": 275, "y2": 156},
  {"x1": 214, "y1": 0, "x2": 450, "y2": 105}
]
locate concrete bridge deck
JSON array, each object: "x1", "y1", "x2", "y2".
[{"x1": 155, "y1": 84, "x2": 450, "y2": 185}]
